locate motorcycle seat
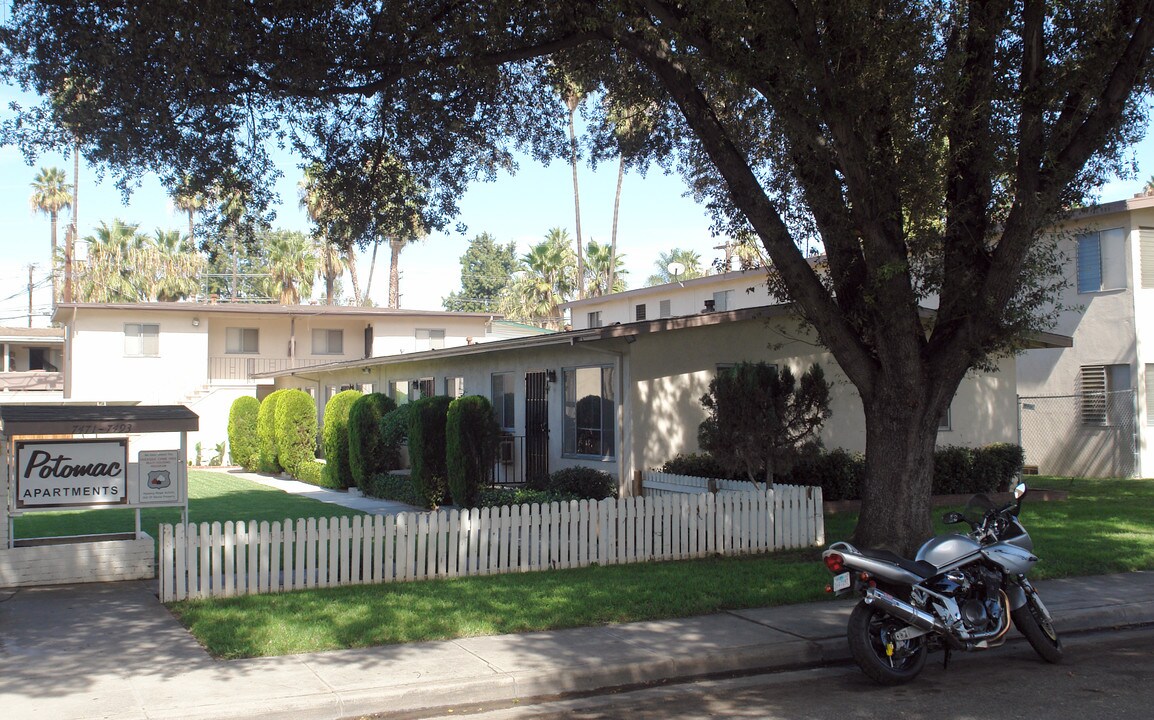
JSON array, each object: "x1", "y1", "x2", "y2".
[{"x1": 859, "y1": 547, "x2": 937, "y2": 580}]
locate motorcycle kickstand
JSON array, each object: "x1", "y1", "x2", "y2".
[{"x1": 942, "y1": 646, "x2": 952, "y2": 671}]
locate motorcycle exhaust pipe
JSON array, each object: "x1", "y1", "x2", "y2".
[{"x1": 863, "y1": 587, "x2": 964, "y2": 650}]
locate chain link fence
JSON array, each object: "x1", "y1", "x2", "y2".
[{"x1": 1018, "y1": 390, "x2": 1137, "y2": 478}]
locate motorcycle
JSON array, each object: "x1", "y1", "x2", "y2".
[{"x1": 822, "y1": 482, "x2": 1062, "y2": 684}]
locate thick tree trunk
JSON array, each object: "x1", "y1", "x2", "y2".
[{"x1": 853, "y1": 384, "x2": 941, "y2": 556}]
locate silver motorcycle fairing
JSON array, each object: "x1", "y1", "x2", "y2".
[{"x1": 981, "y1": 542, "x2": 1038, "y2": 575}]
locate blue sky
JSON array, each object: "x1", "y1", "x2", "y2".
[{"x1": 1, "y1": 82, "x2": 1151, "y2": 325}]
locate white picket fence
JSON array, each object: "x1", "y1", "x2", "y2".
[
  {"x1": 158, "y1": 484, "x2": 824, "y2": 602},
  {"x1": 641, "y1": 471, "x2": 765, "y2": 496}
]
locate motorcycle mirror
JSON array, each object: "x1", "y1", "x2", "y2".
[
  {"x1": 1013, "y1": 482, "x2": 1027, "y2": 499},
  {"x1": 942, "y1": 511, "x2": 965, "y2": 524}
]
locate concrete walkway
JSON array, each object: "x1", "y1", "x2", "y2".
[
  {"x1": 2, "y1": 472, "x2": 1152, "y2": 719},
  {"x1": 218, "y1": 468, "x2": 423, "y2": 516}
]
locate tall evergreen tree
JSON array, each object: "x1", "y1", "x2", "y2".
[{"x1": 443, "y1": 232, "x2": 519, "y2": 312}]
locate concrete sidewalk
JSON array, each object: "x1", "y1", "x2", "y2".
[{"x1": 2, "y1": 571, "x2": 1153, "y2": 720}]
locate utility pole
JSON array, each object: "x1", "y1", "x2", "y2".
[{"x1": 27, "y1": 263, "x2": 37, "y2": 327}]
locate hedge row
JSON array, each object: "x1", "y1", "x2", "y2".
[{"x1": 660, "y1": 443, "x2": 1025, "y2": 501}]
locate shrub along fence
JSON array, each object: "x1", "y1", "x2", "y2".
[{"x1": 158, "y1": 483, "x2": 823, "y2": 602}]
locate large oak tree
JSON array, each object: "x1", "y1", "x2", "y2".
[{"x1": 3, "y1": 1, "x2": 1151, "y2": 553}]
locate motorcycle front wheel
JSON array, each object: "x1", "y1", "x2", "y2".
[
  {"x1": 1011, "y1": 589, "x2": 1063, "y2": 663},
  {"x1": 847, "y1": 600, "x2": 928, "y2": 685}
]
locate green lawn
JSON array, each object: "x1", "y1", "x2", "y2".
[
  {"x1": 12, "y1": 469, "x2": 367, "y2": 542},
  {"x1": 167, "y1": 476, "x2": 1154, "y2": 659}
]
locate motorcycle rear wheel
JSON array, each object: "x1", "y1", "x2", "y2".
[
  {"x1": 847, "y1": 600, "x2": 928, "y2": 685},
  {"x1": 1011, "y1": 591, "x2": 1063, "y2": 663}
]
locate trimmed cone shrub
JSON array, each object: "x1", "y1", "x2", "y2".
[
  {"x1": 322, "y1": 389, "x2": 363, "y2": 489},
  {"x1": 446, "y1": 395, "x2": 500, "y2": 507},
  {"x1": 256, "y1": 389, "x2": 290, "y2": 474},
  {"x1": 275, "y1": 389, "x2": 318, "y2": 478},
  {"x1": 408, "y1": 395, "x2": 453, "y2": 507},
  {"x1": 227, "y1": 395, "x2": 261, "y2": 470},
  {"x1": 349, "y1": 392, "x2": 399, "y2": 490}
]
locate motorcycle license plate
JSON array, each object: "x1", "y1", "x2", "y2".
[{"x1": 832, "y1": 572, "x2": 851, "y2": 593}]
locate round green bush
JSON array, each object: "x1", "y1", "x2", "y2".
[
  {"x1": 407, "y1": 395, "x2": 452, "y2": 506},
  {"x1": 256, "y1": 389, "x2": 290, "y2": 474},
  {"x1": 348, "y1": 393, "x2": 399, "y2": 490},
  {"x1": 322, "y1": 389, "x2": 362, "y2": 489},
  {"x1": 446, "y1": 395, "x2": 500, "y2": 507},
  {"x1": 227, "y1": 395, "x2": 261, "y2": 470},
  {"x1": 275, "y1": 389, "x2": 318, "y2": 478},
  {"x1": 545, "y1": 466, "x2": 618, "y2": 500}
]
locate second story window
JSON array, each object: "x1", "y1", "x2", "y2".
[
  {"x1": 124, "y1": 323, "x2": 159, "y2": 357},
  {"x1": 635, "y1": 303, "x2": 647, "y2": 321},
  {"x1": 416, "y1": 328, "x2": 446, "y2": 350},
  {"x1": 312, "y1": 329, "x2": 343, "y2": 355},
  {"x1": 1077, "y1": 228, "x2": 1126, "y2": 294},
  {"x1": 588, "y1": 311, "x2": 602, "y2": 328},
  {"x1": 226, "y1": 327, "x2": 259, "y2": 354}
]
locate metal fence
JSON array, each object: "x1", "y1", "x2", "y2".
[{"x1": 1018, "y1": 390, "x2": 1137, "y2": 478}]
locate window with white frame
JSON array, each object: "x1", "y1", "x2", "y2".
[
  {"x1": 563, "y1": 365, "x2": 616, "y2": 458},
  {"x1": 445, "y1": 376, "x2": 465, "y2": 398},
  {"x1": 311, "y1": 328, "x2": 343, "y2": 355},
  {"x1": 938, "y1": 405, "x2": 952, "y2": 432},
  {"x1": 492, "y1": 372, "x2": 516, "y2": 430},
  {"x1": 1080, "y1": 364, "x2": 1131, "y2": 426},
  {"x1": 225, "y1": 327, "x2": 259, "y2": 354},
  {"x1": 415, "y1": 328, "x2": 446, "y2": 351},
  {"x1": 390, "y1": 379, "x2": 410, "y2": 404},
  {"x1": 1141, "y1": 228, "x2": 1154, "y2": 289},
  {"x1": 1077, "y1": 228, "x2": 1127, "y2": 294},
  {"x1": 124, "y1": 323, "x2": 160, "y2": 357},
  {"x1": 659, "y1": 299, "x2": 672, "y2": 318},
  {"x1": 713, "y1": 289, "x2": 735, "y2": 311},
  {"x1": 587, "y1": 311, "x2": 602, "y2": 328}
]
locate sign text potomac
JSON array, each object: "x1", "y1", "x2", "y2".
[{"x1": 16, "y1": 439, "x2": 129, "y2": 509}]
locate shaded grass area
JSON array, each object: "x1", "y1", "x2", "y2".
[
  {"x1": 13, "y1": 470, "x2": 366, "y2": 543},
  {"x1": 170, "y1": 550, "x2": 834, "y2": 659},
  {"x1": 169, "y1": 478, "x2": 1154, "y2": 659}
]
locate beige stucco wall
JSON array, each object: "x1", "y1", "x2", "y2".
[
  {"x1": 1017, "y1": 197, "x2": 1154, "y2": 476},
  {"x1": 275, "y1": 312, "x2": 1019, "y2": 495},
  {"x1": 625, "y1": 318, "x2": 1018, "y2": 476}
]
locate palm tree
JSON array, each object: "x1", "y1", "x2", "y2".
[
  {"x1": 315, "y1": 236, "x2": 347, "y2": 304},
  {"x1": 146, "y1": 229, "x2": 204, "y2": 302},
  {"x1": 171, "y1": 176, "x2": 207, "y2": 247},
  {"x1": 605, "y1": 98, "x2": 655, "y2": 295},
  {"x1": 75, "y1": 219, "x2": 144, "y2": 303},
  {"x1": 499, "y1": 228, "x2": 576, "y2": 329},
  {"x1": 585, "y1": 240, "x2": 628, "y2": 296},
  {"x1": 28, "y1": 166, "x2": 73, "y2": 302},
  {"x1": 262, "y1": 230, "x2": 316, "y2": 304},
  {"x1": 300, "y1": 164, "x2": 362, "y2": 304},
  {"x1": 386, "y1": 217, "x2": 428, "y2": 308},
  {"x1": 556, "y1": 75, "x2": 587, "y2": 300},
  {"x1": 646, "y1": 248, "x2": 707, "y2": 286}
]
